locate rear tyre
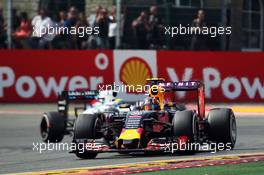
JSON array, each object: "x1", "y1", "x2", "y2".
[
  {"x1": 40, "y1": 112, "x2": 65, "y2": 143},
  {"x1": 172, "y1": 110, "x2": 198, "y2": 154},
  {"x1": 74, "y1": 114, "x2": 102, "y2": 159},
  {"x1": 207, "y1": 108, "x2": 237, "y2": 150}
]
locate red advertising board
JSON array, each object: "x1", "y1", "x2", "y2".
[
  {"x1": 0, "y1": 50, "x2": 113, "y2": 102},
  {"x1": 157, "y1": 51, "x2": 264, "y2": 102},
  {"x1": 0, "y1": 50, "x2": 263, "y2": 102}
]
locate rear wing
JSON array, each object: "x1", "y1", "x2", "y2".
[
  {"x1": 160, "y1": 81, "x2": 201, "y2": 91},
  {"x1": 159, "y1": 81, "x2": 205, "y2": 119},
  {"x1": 57, "y1": 90, "x2": 99, "y2": 117}
]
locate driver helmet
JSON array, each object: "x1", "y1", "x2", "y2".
[{"x1": 143, "y1": 97, "x2": 160, "y2": 111}]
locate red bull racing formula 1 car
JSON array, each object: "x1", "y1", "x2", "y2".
[{"x1": 71, "y1": 79, "x2": 237, "y2": 159}]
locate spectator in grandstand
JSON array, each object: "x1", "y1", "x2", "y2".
[
  {"x1": 108, "y1": 6, "x2": 126, "y2": 49},
  {"x1": 31, "y1": 8, "x2": 55, "y2": 49},
  {"x1": 94, "y1": 8, "x2": 111, "y2": 49},
  {"x1": 132, "y1": 11, "x2": 150, "y2": 49},
  {"x1": 14, "y1": 12, "x2": 31, "y2": 37},
  {"x1": 0, "y1": 6, "x2": 7, "y2": 48},
  {"x1": 148, "y1": 5, "x2": 164, "y2": 49},
  {"x1": 51, "y1": 10, "x2": 67, "y2": 49},
  {"x1": 76, "y1": 12, "x2": 90, "y2": 49},
  {"x1": 63, "y1": 6, "x2": 79, "y2": 49},
  {"x1": 108, "y1": 6, "x2": 117, "y2": 49},
  {"x1": 190, "y1": 9, "x2": 207, "y2": 50},
  {"x1": 12, "y1": 12, "x2": 31, "y2": 48},
  {"x1": 86, "y1": 5, "x2": 102, "y2": 49},
  {"x1": 58, "y1": 10, "x2": 67, "y2": 26},
  {"x1": 88, "y1": 5, "x2": 102, "y2": 27},
  {"x1": 65, "y1": 6, "x2": 78, "y2": 28}
]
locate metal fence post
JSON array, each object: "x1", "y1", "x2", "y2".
[{"x1": 7, "y1": 0, "x2": 13, "y2": 49}]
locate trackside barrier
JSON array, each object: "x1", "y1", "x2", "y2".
[{"x1": 0, "y1": 50, "x2": 263, "y2": 102}]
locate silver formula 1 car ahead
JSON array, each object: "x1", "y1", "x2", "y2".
[{"x1": 40, "y1": 90, "x2": 130, "y2": 143}]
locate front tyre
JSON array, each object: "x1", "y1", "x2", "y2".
[
  {"x1": 207, "y1": 108, "x2": 237, "y2": 149},
  {"x1": 172, "y1": 110, "x2": 198, "y2": 154},
  {"x1": 73, "y1": 114, "x2": 102, "y2": 159}
]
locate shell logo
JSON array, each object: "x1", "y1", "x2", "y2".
[{"x1": 120, "y1": 57, "x2": 152, "y2": 91}]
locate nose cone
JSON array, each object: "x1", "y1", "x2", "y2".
[
  {"x1": 118, "y1": 129, "x2": 142, "y2": 149},
  {"x1": 119, "y1": 129, "x2": 141, "y2": 140}
]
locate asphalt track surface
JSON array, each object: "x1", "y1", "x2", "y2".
[{"x1": 0, "y1": 104, "x2": 264, "y2": 174}]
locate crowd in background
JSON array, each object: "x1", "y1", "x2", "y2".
[
  {"x1": 0, "y1": 4, "x2": 205, "y2": 50},
  {"x1": 0, "y1": 5, "x2": 122, "y2": 49}
]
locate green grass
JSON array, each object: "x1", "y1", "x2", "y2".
[{"x1": 134, "y1": 161, "x2": 264, "y2": 175}]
